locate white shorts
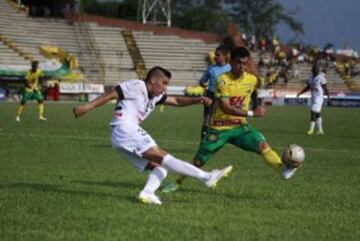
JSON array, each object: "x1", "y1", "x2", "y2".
[
  {"x1": 311, "y1": 97, "x2": 323, "y2": 113},
  {"x1": 311, "y1": 102, "x2": 323, "y2": 113},
  {"x1": 111, "y1": 124, "x2": 157, "y2": 172}
]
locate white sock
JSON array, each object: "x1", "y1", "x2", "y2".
[
  {"x1": 141, "y1": 166, "x2": 168, "y2": 195},
  {"x1": 161, "y1": 154, "x2": 210, "y2": 182},
  {"x1": 316, "y1": 117, "x2": 323, "y2": 132},
  {"x1": 309, "y1": 121, "x2": 315, "y2": 131}
]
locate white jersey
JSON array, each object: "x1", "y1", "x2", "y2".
[
  {"x1": 110, "y1": 79, "x2": 166, "y2": 126},
  {"x1": 110, "y1": 79, "x2": 167, "y2": 169},
  {"x1": 307, "y1": 72, "x2": 326, "y2": 112}
]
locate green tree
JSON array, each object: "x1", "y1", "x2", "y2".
[
  {"x1": 79, "y1": 0, "x2": 303, "y2": 39},
  {"x1": 224, "y1": 0, "x2": 303, "y2": 38},
  {"x1": 171, "y1": 0, "x2": 230, "y2": 35},
  {"x1": 117, "y1": 0, "x2": 138, "y2": 21},
  {"x1": 81, "y1": 0, "x2": 115, "y2": 17}
]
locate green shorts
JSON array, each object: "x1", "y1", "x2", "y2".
[
  {"x1": 21, "y1": 89, "x2": 43, "y2": 103},
  {"x1": 194, "y1": 124, "x2": 266, "y2": 163}
]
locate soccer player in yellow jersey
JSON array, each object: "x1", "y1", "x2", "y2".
[
  {"x1": 162, "y1": 47, "x2": 300, "y2": 192},
  {"x1": 16, "y1": 61, "x2": 47, "y2": 122}
]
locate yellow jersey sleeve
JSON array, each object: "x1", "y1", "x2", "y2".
[{"x1": 215, "y1": 74, "x2": 230, "y2": 98}]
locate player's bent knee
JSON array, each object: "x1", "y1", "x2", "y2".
[
  {"x1": 142, "y1": 146, "x2": 168, "y2": 163},
  {"x1": 259, "y1": 141, "x2": 270, "y2": 154},
  {"x1": 145, "y1": 161, "x2": 161, "y2": 170},
  {"x1": 310, "y1": 111, "x2": 316, "y2": 121},
  {"x1": 193, "y1": 159, "x2": 205, "y2": 167}
]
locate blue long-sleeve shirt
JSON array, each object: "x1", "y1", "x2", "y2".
[{"x1": 199, "y1": 64, "x2": 231, "y2": 93}]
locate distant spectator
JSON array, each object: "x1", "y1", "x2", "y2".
[
  {"x1": 259, "y1": 37, "x2": 267, "y2": 52},
  {"x1": 297, "y1": 53, "x2": 305, "y2": 63},
  {"x1": 278, "y1": 59, "x2": 290, "y2": 85},
  {"x1": 74, "y1": 0, "x2": 80, "y2": 14},
  {"x1": 266, "y1": 67, "x2": 279, "y2": 87},
  {"x1": 293, "y1": 63, "x2": 300, "y2": 79},
  {"x1": 249, "y1": 34, "x2": 256, "y2": 51},
  {"x1": 292, "y1": 47, "x2": 299, "y2": 60},
  {"x1": 272, "y1": 36, "x2": 280, "y2": 53},
  {"x1": 241, "y1": 33, "x2": 247, "y2": 46},
  {"x1": 47, "y1": 84, "x2": 54, "y2": 100},
  {"x1": 54, "y1": 83, "x2": 60, "y2": 101}
]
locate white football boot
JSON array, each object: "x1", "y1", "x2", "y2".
[
  {"x1": 281, "y1": 164, "x2": 298, "y2": 180},
  {"x1": 39, "y1": 116, "x2": 47, "y2": 121},
  {"x1": 205, "y1": 165, "x2": 233, "y2": 189},
  {"x1": 138, "y1": 191, "x2": 162, "y2": 205}
]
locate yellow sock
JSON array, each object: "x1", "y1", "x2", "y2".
[
  {"x1": 17, "y1": 105, "x2": 24, "y2": 117},
  {"x1": 160, "y1": 105, "x2": 164, "y2": 112},
  {"x1": 261, "y1": 148, "x2": 282, "y2": 173},
  {"x1": 38, "y1": 103, "x2": 44, "y2": 117}
]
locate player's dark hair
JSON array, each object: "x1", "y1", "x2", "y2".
[
  {"x1": 216, "y1": 45, "x2": 229, "y2": 56},
  {"x1": 145, "y1": 66, "x2": 172, "y2": 82},
  {"x1": 31, "y1": 60, "x2": 39, "y2": 71},
  {"x1": 230, "y1": 47, "x2": 251, "y2": 60},
  {"x1": 312, "y1": 61, "x2": 320, "y2": 76}
]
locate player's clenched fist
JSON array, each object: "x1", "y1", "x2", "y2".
[
  {"x1": 200, "y1": 96, "x2": 213, "y2": 107},
  {"x1": 73, "y1": 105, "x2": 88, "y2": 118}
]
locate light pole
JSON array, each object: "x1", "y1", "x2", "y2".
[{"x1": 138, "y1": 0, "x2": 171, "y2": 27}]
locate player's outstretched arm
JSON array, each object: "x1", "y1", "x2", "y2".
[
  {"x1": 297, "y1": 84, "x2": 310, "y2": 97},
  {"x1": 219, "y1": 98, "x2": 266, "y2": 117},
  {"x1": 73, "y1": 89, "x2": 119, "y2": 118},
  {"x1": 163, "y1": 96, "x2": 212, "y2": 107}
]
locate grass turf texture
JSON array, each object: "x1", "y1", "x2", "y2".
[{"x1": 0, "y1": 102, "x2": 359, "y2": 241}]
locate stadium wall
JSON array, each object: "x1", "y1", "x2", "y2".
[{"x1": 259, "y1": 89, "x2": 360, "y2": 108}]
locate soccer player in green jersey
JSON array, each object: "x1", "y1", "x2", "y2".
[
  {"x1": 16, "y1": 61, "x2": 47, "y2": 122},
  {"x1": 162, "y1": 47, "x2": 301, "y2": 193}
]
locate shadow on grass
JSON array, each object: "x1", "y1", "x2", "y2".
[
  {"x1": 174, "y1": 187, "x2": 261, "y2": 201},
  {"x1": 72, "y1": 180, "x2": 140, "y2": 189},
  {"x1": 164, "y1": 147, "x2": 196, "y2": 153},
  {"x1": 75, "y1": 180, "x2": 258, "y2": 203},
  {"x1": 0, "y1": 182, "x2": 136, "y2": 203}
]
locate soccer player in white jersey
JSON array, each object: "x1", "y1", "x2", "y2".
[
  {"x1": 73, "y1": 66, "x2": 233, "y2": 205},
  {"x1": 297, "y1": 62, "x2": 331, "y2": 135}
]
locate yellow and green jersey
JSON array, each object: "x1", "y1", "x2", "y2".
[
  {"x1": 25, "y1": 69, "x2": 43, "y2": 92},
  {"x1": 210, "y1": 71, "x2": 258, "y2": 130}
]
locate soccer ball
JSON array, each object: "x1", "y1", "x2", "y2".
[{"x1": 282, "y1": 144, "x2": 305, "y2": 167}]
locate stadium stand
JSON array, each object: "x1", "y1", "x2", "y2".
[
  {"x1": 0, "y1": 0, "x2": 358, "y2": 92},
  {"x1": 254, "y1": 51, "x2": 351, "y2": 91},
  {"x1": 64, "y1": 13, "x2": 223, "y2": 86},
  {"x1": 0, "y1": 0, "x2": 103, "y2": 82},
  {"x1": 133, "y1": 31, "x2": 218, "y2": 86},
  {"x1": 86, "y1": 23, "x2": 138, "y2": 83},
  {"x1": 0, "y1": 35, "x2": 31, "y2": 65}
]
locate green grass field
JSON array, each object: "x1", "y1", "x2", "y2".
[{"x1": 0, "y1": 102, "x2": 359, "y2": 241}]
